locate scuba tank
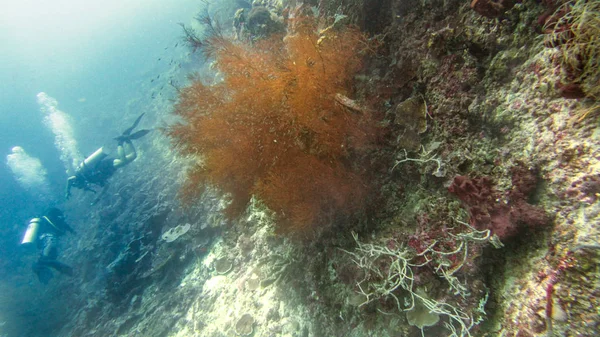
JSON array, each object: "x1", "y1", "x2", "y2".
[
  {"x1": 21, "y1": 218, "x2": 41, "y2": 244},
  {"x1": 79, "y1": 147, "x2": 107, "y2": 175}
]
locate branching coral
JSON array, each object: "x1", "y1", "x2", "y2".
[
  {"x1": 341, "y1": 229, "x2": 491, "y2": 337},
  {"x1": 168, "y1": 7, "x2": 378, "y2": 234},
  {"x1": 178, "y1": 22, "x2": 203, "y2": 53},
  {"x1": 413, "y1": 220, "x2": 502, "y2": 297}
]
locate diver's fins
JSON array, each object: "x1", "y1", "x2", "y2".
[
  {"x1": 115, "y1": 113, "x2": 148, "y2": 143},
  {"x1": 114, "y1": 129, "x2": 152, "y2": 143},
  {"x1": 122, "y1": 113, "x2": 146, "y2": 136},
  {"x1": 42, "y1": 260, "x2": 74, "y2": 276},
  {"x1": 33, "y1": 262, "x2": 53, "y2": 284},
  {"x1": 128, "y1": 129, "x2": 152, "y2": 140}
]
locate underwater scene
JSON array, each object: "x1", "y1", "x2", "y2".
[{"x1": 0, "y1": 0, "x2": 599, "y2": 336}]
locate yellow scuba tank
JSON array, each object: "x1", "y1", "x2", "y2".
[
  {"x1": 80, "y1": 147, "x2": 107, "y2": 173},
  {"x1": 21, "y1": 218, "x2": 41, "y2": 244}
]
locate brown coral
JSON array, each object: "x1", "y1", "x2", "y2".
[
  {"x1": 168, "y1": 10, "x2": 379, "y2": 234},
  {"x1": 448, "y1": 164, "x2": 549, "y2": 240},
  {"x1": 470, "y1": 0, "x2": 516, "y2": 18}
]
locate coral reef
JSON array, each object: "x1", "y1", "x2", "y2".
[
  {"x1": 10, "y1": 1, "x2": 600, "y2": 337},
  {"x1": 541, "y1": 0, "x2": 600, "y2": 104},
  {"x1": 168, "y1": 7, "x2": 379, "y2": 234},
  {"x1": 340, "y1": 230, "x2": 491, "y2": 336},
  {"x1": 565, "y1": 173, "x2": 600, "y2": 203},
  {"x1": 161, "y1": 223, "x2": 191, "y2": 242},
  {"x1": 233, "y1": 2, "x2": 285, "y2": 41},
  {"x1": 235, "y1": 313, "x2": 255, "y2": 335},
  {"x1": 391, "y1": 96, "x2": 428, "y2": 151},
  {"x1": 471, "y1": 0, "x2": 516, "y2": 18},
  {"x1": 448, "y1": 164, "x2": 549, "y2": 240},
  {"x1": 214, "y1": 257, "x2": 233, "y2": 274}
]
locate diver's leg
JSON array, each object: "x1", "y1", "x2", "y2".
[
  {"x1": 32, "y1": 262, "x2": 53, "y2": 284},
  {"x1": 113, "y1": 140, "x2": 137, "y2": 168},
  {"x1": 38, "y1": 235, "x2": 74, "y2": 276},
  {"x1": 35, "y1": 235, "x2": 61, "y2": 282},
  {"x1": 122, "y1": 113, "x2": 145, "y2": 136},
  {"x1": 42, "y1": 260, "x2": 74, "y2": 276},
  {"x1": 40, "y1": 235, "x2": 58, "y2": 261},
  {"x1": 123, "y1": 140, "x2": 137, "y2": 162}
]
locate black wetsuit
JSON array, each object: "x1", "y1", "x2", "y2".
[
  {"x1": 67, "y1": 156, "x2": 116, "y2": 196},
  {"x1": 81, "y1": 156, "x2": 117, "y2": 186},
  {"x1": 32, "y1": 215, "x2": 75, "y2": 283}
]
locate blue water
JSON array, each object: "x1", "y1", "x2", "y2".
[
  {"x1": 1, "y1": 1, "x2": 199, "y2": 205},
  {"x1": 0, "y1": 1, "x2": 205, "y2": 335}
]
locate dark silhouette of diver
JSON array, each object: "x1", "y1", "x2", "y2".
[
  {"x1": 21, "y1": 208, "x2": 76, "y2": 284},
  {"x1": 65, "y1": 113, "x2": 151, "y2": 200}
]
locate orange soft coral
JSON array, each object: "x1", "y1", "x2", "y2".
[{"x1": 168, "y1": 11, "x2": 378, "y2": 234}]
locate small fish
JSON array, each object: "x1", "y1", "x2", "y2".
[
  {"x1": 158, "y1": 58, "x2": 162, "y2": 61},
  {"x1": 150, "y1": 79, "x2": 155, "y2": 83},
  {"x1": 175, "y1": 43, "x2": 178, "y2": 47}
]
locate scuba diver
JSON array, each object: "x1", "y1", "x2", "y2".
[
  {"x1": 65, "y1": 113, "x2": 151, "y2": 199},
  {"x1": 21, "y1": 207, "x2": 76, "y2": 284}
]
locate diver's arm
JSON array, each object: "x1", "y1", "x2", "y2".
[
  {"x1": 66, "y1": 175, "x2": 96, "y2": 198},
  {"x1": 65, "y1": 176, "x2": 75, "y2": 199},
  {"x1": 54, "y1": 217, "x2": 76, "y2": 235}
]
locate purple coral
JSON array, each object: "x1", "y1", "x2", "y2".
[{"x1": 448, "y1": 164, "x2": 549, "y2": 240}]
